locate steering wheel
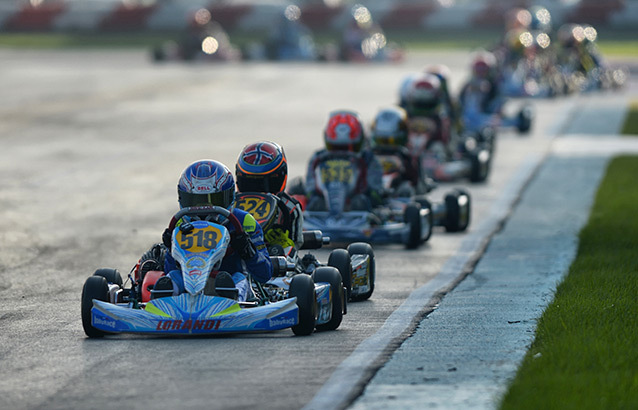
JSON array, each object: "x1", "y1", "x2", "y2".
[{"x1": 167, "y1": 206, "x2": 243, "y2": 234}]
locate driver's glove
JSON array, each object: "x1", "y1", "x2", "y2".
[{"x1": 231, "y1": 232, "x2": 257, "y2": 260}]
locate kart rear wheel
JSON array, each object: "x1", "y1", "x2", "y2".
[
  {"x1": 469, "y1": 151, "x2": 489, "y2": 183},
  {"x1": 328, "y1": 249, "x2": 352, "y2": 300},
  {"x1": 517, "y1": 105, "x2": 533, "y2": 134},
  {"x1": 347, "y1": 242, "x2": 375, "y2": 301},
  {"x1": 93, "y1": 268, "x2": 123, "y2": 287},
  {"x1": 414, "y1": 198, "x2": 433, "y2": 243},
  {"x1": 444, "y1": 190, "x2": 471, "y2": 232},
  {"x1": 289, "y1": 274, "x2": 316, "y2": 336},
  {"x1": 81, "y1": 276, "x2": 109, "y2": 338},
  {"x1": 404, "y1": 203, "x2": 422, "y2": 249},
  {"x1": 313, "y1": 267, "x2": 344, "y2": 331}
]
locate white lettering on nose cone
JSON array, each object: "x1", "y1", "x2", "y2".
[
  {"x1": 269, "y1": 318, "x2": 296, "y2": 327},
  {"x1": 94, "y1": 317, "x2": 116, "y2": 328}
]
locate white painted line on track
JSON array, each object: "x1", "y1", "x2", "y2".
[{"x1": 303, "y1": 153, "x2": 546, "y2": 410}]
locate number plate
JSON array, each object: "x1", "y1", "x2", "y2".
[{"x1": 176, "y1": 225, "x2": 221, "y2": 253}]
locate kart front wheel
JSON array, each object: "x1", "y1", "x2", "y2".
[
  {"x1": 328, "y1": 249, "x2": 352, "y2": 300},
  {"x1": 313, "y1": 267, "x2": 344, "y2": 331},
  {"x1": 93, "y1": 268, "x2": 123, "y2": 287},
  {"x1": 404, "y1": 203, "x2": 422, "y2": 250},
  {"x1": 81, "y1": 276, "x2": 109, "y2": 338},
  {"x1": 289, "y1": 274, "x2": 316, "y2": 336},
  {"x1": 347, "y1": 242, "x2": 375, "y2": 301}
]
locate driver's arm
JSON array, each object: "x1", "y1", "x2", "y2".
[{"x1": 233, "y1": 210, "x2": 273, "y2": 283}]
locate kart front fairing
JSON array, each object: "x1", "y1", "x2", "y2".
[{"x1": 91, "y1": 294, "x2": 298, "y2": 335}]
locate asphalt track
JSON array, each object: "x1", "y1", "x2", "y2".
[{"x1": 0, "y1": 49, "x2": 635, "y2": 410}]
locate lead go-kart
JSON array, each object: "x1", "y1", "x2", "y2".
[
  {"x1": 234, "y1": 192, "x2": 376, "y2": 301},
  {"x1": 81, "y1": 206, "x2": 347, "y2": 337},
  {"x1": 295, "y1": 152, "x2": 436, "y2": 249}
]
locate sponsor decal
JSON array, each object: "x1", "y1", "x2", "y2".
[
  {"x1": 268, "y1": 317, "x2": 296, "y2": 327},
  {"x1": 155, "y1": 319, "x2": 222, "y2": 331},
  {"x1": 188, "y1": 269, "x2": 202, "y2": 278},
  {"x1": 186, "y1": 256, "x2": 206, "y2": 269},
  {"x1": 93, "y1": 316, "x2": 116, "y2": 329}
]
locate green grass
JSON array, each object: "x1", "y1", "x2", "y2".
[
  {"x1": 0, "y1": 32, "x2": 178, "y2": 48},
  {"x1": 597, "y1": 40, "x2": 638, "y2": 57},
  {"x1": 499, "y1": 156, "x2": 638, "y2": 410},
  {"x1": 621, "y1": 101, "x2": 638, "y2": 136}
]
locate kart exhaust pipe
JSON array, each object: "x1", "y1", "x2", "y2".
[{"x1": 300, "y1": 230, "x2": 329, "y2": 250}]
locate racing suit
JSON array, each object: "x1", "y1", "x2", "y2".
[
  {"x1": 162, "y1": 208, "x2": 272, "y2": 301},
  {"x1": 372, "y1": 145, "x2": 422, "y2": 192},
  {"x1": 305, "y1": 148, "x2": 384, "y2": 211},
  {"x1": 459, "y1": 76, "x2": 502, "y2": 115}
]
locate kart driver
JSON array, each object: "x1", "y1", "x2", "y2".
[
  {"x1": 137, "y1": 159, "x2": 272, "y2": 301},
  {"x1": 402, "y1": 73, "x2": 457, "y2": 159},
  {"x1": 305, "y1": 110, "x2": 383, "y2": 211},
  {"x1": 370, "y1": 106, "x2": 425, "y2": 196},
  {"x1": 235, "y1": 141, "x2": 304, "y2": 255},
  {"x1": 458, "y1": 51, "x2": 502, "y2": 115}
]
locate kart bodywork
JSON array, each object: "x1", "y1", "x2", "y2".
[
  {"x1": 82, "y1": 206, "x2": 344, "y2": 337},
  {"x1": 302, "y1": 153, "x2": 432, "y2": 249}
]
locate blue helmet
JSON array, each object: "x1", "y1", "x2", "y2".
[{"x1": 177, "y1": 160, "x2": 235, "y2": 209}]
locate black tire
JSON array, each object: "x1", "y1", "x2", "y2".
[
  {"x1": 347, "y1": 242, "x2": 375, "y2": 301},
  {"x1": 152, "y1": 46, "x2": 165, "y2": 62},
  {"x1": 469, "y1": 151, "x2": 489, "y2": 183},
  {"x1": 517, "y1": 106, "x2": 533, "y2": 134},
  {"x1": 444, "y1": 191, "x2": 461, "y2": 232},
  {"x1": 81, "y1": 276, "x2": 109, "y2": 338},
  {"x1": 93, "y1": 268, "x2": 123, "y2": 287},
  {"x1": 455, "y1": 188, "x2": 471, "y2": 232},
  {"x1": 328, "y1": 249, "x2": 352, "y2": 301},
  {"x1": 289, "y1": 274, "x2": 316, "y2": 336},
  {"x1": 404, "y1": 203, "x2": 422, "y2": 249},
  {"x1": 415, "y1": 198, "x2": 433, "y2": 243},
  {"x1": 313, "y1": 267, "x2": 344, "y2": 331}
]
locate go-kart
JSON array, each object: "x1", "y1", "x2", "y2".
[
  {"x1": 151, "y1": 22, "x2": 241, "y2": 63},
  {"x1": 460, "y1": 80, "x2": 533, "y2": 135},
  {"x1": 234, "y1": 192, "x2": 375, "y2": 301},
  {"x1": 81, "y1": 206, "x2": 346, "y2": 337},
  {"x1": 408, "y1": 117, "x2": 493, "y2": 183},
  {"x1": 298, "y1": 152, "x2": 432, "y2": 249},
  {"x1": 374, "y1": 150, "x2": 471, "y2": 233}
]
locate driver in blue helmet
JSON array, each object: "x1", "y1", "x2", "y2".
[{"x1": 140, "y1": 159, "x2": 272, "y2": 301}]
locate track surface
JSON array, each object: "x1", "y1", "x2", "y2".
[{"x1": 0, "y1": 49, "x2": 631, "y2": 410}]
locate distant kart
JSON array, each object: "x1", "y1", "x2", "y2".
[
  {"x1": 407, "y1": 117, "x2": 494, "y2": 183},
  {"x1": 235, "y1": 192, "x2": 376, "y2": 301},
  {"x1": 298, "y1": 152, "x2": 432, "y2": 249},
  {"x1": 81, "y1": 206, "x2": 346, "y2": 337},
  {"x1": 151, "y1": 26, "x2": 241, "y2": 63},
  {"x1": 374, "y1": 151, "x2": 471, "y2": 233}
]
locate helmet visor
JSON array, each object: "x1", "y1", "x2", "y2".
[{"x1": 179, "y1": 190, "x2": 234, "y2": 209}]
